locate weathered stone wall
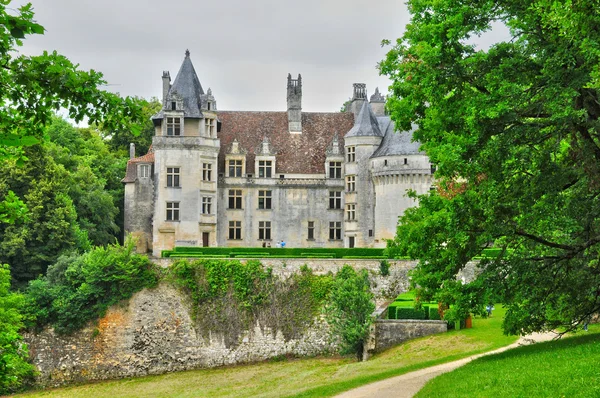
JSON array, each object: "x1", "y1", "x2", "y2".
[
  {"x1": 24, "y1": 283, "x2": 334, "y2": 388},
  {"x1": 365, "y1": 319, "x2": 447, "y2": 358}
]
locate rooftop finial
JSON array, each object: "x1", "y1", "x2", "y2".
[{"x1": 185, "y1": 49, "x2": 190, "y2": 58}]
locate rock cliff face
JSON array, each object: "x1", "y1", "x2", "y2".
[{"x1": 24, "y1": 260, "x2": 420, "y2": 387}]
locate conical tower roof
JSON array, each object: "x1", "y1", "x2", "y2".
[
  {"x1": 169, "y1": 49, "x2": 205, "y2": 118},
  {"x1": 344, "y1": 101, "x2": 383, "y2": 138}
]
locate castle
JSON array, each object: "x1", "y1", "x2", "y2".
[{"x1": 123, "y1": 51, "x2": 434, "y2": 256}]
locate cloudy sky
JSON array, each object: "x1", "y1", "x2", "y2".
[{"x1": 12, "y1": 0, "x2": 413, "y2": 112}]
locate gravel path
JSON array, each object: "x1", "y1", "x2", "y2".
[{"x1": 334, "y1": 332, "x2": 556, "y2": 398}]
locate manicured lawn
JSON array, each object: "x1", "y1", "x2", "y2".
[
  {"x1": 18, "y1": 308, "x2": 516, "y2": 398},
  {"x1": 417, "y1": 324, "x2": 600, "y2": 398}
]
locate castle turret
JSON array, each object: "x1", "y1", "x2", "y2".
[{"x1": 287, "y1": 73, "x2": 302, "y2": 133}]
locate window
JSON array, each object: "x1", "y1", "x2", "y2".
[
  {"x1": 207, "y1": 102, "x2": 212, "y2": 110},
  {"x1": 166, "y1": 202, "x2": 179, "y2": 221},
  {"x1": 307, "y1": 221, "x2": 315, "y2": 240},
  {"x1": 347, "y1": 204, "x2": 356, "y2": 221},
  {"x1": 384, "y1": 159, "x2": 388, "y2": 166},
  {"x1": 329, "y1": 161, "x2": 342, "y2": 178},
  {"x1": 167, "y1": 167, "x2": 180, "y2": 187},
  {"x1": 347, "y1": 146, "x2": 355, "y2": 162},
  {"x1": 258, "y1": 160, "x2": 272, "y2": 178},
  {"x1": 259, "y1": 221, "x2": 271, "y2": 240},
  {"x1": 228, "y1": 159, "x2": 242, "y2": 177},
  {"x1": 202, "y1": 197, "x2": 212, "y2": 214},
  {"x1": 202, "y1": 163, "x2": 212, "y2": 181},
  {"x1": 166, "y1": 117, "x2": 181, "y2": 136},
  {"x1": 368, "y1": 229, "x2": 373, "y2": 237},
  {"x1": 205, "y1": 118, "x2": 216, "y2": 137},
  {"x1": 404, "y1": 158, "x2": 408, "y2": 165},
  {"x1": 170, "y1": 101, "x2": 177, "y2": 111},
  {"x1": 139, "y1": 164, "x2": 150, "y2": 178},
  {"x1": 329, "y1": 191, "x2": 342, "y2": 209},
  {"x1": 228, "y1": 189, "x2": 242, "y2": 209},
  {"x1": 431, "y1": 164, "x2": 437, "y2": 174},
  {"x1": 258, "y1": 190, "x2": 272, "y2": 209},
  {"x1": 228, "y1": 221, "x2": 242, "y2": 240},
  {"x1": 346, "y1": 175, "x2": 355, "y2": 192},
  {"x1": 329, "y1": 221, "x2": 342, "y2": 240}
]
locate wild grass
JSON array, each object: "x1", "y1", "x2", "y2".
[
  {"x1": 416, "y1": 324, "x2": 600, "y2": 398},
  {"x1": 18, "y1": 308, "x2": 516, "y2": 398}
]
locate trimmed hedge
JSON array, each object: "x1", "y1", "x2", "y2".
[
  {"x1": 163, "y1": 247, "x2": 388, "y2": 259},
  {"x1": 429, "y1": 306, "x2": 442, "y2": 320},
  {"x1": 394, "y1": 306, "x2": 428, "y2": 320}
]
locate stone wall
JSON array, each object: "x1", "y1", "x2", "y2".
[{"x1": 364, "y1": 319, "x2": 447, "y2": 359}]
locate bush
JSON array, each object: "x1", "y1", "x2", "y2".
[
  {"x1": 429, "y1": 306, "x2": 442, "y2": 320},
  {"x1": 379, "y1": 260, "x2": 390, "y2": 276},
  {"x1": 25, "y1": 239, "x2": 159, "y2": 334},
  {"x1": 326, "y1": 265, "x2": 374, "y2": 361},
  {"x1": 163, "y1": 247, "x2": 389, "y2": 259},
  {"x1": 395, "y1": 307, "x2": 428, "y2": 320}
]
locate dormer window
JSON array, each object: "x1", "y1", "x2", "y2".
[
  {"x1": 258, "y1": 160, "x2": 273, "y2": 178},
  {"x1": 207, "y1": 102, "x2": 212, "y2": 110},
  {"x1": 205, "y1": 118, "x2": 216, "y2": 137},
  {"x1": 166, "y1": 117, "x2": 181, "y2": 136},
  {"x1": 170, "y1": 101, "x2": 177, "y2": 111},
  {"x1": 139, "y1": 164, "x2": 150, "y2": 178}
]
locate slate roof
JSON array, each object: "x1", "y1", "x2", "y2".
[
  {"x1": 371, "y1": 118, "x2": 423, "y2": 158},
  {"x1": 216, "y1": 111, "x2": 354, "y2": 174},
  {"x1": 121, "y1": 149, "x2": 155, "y2": 183},
  {"x1": 344, "y1": 100, "x2": 383, "y2": 138},
  {"x1": 152, "y1": 51, "x2": 205, "y2": 120}
]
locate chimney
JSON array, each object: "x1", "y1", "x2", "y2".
[
  {"x1": 162, "y1": 71, "x2": 171, "y2": 103},
  {"x1": 287, "y1": 73, "x2": 302, "y2": 133},
  {"x1": 130, "y1": 143, "x2": 135, "y2": 159},
  {"x1": 351, "y1": 83, "x2": 367, "y2": 118},
  {"x1": 369, "y1": 87, "x2": 386, "y2": 116}
]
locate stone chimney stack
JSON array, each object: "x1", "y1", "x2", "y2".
[
  {"x1": 287, "y1": 73, "x2": 302, "y2": 133},
  {"x1": 351, "y1": 83, "x2": 367, "y2": 118},
  {"x1": 162, "y1": 71, "x2": 171, "y2": 103},
  {"x1": 369, "y1": 87, "x2": 386, "y2": 116},
  {"x1": 129, "y1": 143, "x2": 135, "y2": 159}
]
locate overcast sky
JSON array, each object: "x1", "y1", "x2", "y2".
[{"x1": 12, "y1": 0, "x2": 413, "y2": 112}]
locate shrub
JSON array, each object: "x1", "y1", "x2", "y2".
[
  {"x1": 326, "y1": 265, "x2": 374, "y2": 361},
  {"x1": 379, "y1": 260, "x2": 390, "y2": 276},
  {"x1": 25, "y1": 239, "x2": 159, "y2": 334},
  {"x1": 395, "y1": 307, "x2": 428, "y2": 320},
  {"x1": 429, "y1": 306, "x2": 442, "y2": 320}
]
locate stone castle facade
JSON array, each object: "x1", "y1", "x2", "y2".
[{"x1": 123, "y1": 51, "x2": 433, "y2": 256}]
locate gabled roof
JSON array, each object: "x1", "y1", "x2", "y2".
[
  {"x1": 371, "y1": 118, "x2": 423, "y2": 158},
  {"x1": 122, "y1": 149, "x2": 155, "y2": 183},
  {"x1": 345, "y1": 101, "x2": 383, "y2": 138},
  {"x1": 217, "y1": 111, "x2": 354, "y2": 174}
]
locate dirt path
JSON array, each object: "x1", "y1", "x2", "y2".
[{"x1": 334, "y1": 332, "x2": 556, "y2": 398}]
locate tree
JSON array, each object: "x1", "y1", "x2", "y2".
[
  {"x1": 327, "y1": 265, "x2": 374, "y2": 360},
  {"x1": 0, "y1": 1, "x2": 143, "y2": 224},
  {"x1": 381, "y1": 0, "x2": 600, "y2": 335},
  {"x1": 0, "y1": 264, "x2": 35, "y2": 394}
]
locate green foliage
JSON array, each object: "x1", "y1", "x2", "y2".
[
  {"x1": 394, "y1": 307, "x2": 427, "y2": 320},
  {"x1": 379, "y1": 260, "x2": 390, "y2": 276},
  {"x1": 0, "y1": 264, "x2": 35, "y2": 394},
  {"x1": 326, "y1": 265, "x2": 374, "y2": 361},
  {"x1": 381, "y1": 0, "x2": 600, "y2": 334},
  {"x1": 24, "y1": 239, "x2": 159, "y2": 334}
]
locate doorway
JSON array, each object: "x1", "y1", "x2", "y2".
[
  {"x1": 202, "y1": 232, "x2": 210, "y2": 247},
  {"x1": 349, "y1": 236, "x2": 355, "y2": 248}
]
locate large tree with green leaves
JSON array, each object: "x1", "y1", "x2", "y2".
[{"x1": 381, "y1": 0, "x2": 600, "y2": 334}]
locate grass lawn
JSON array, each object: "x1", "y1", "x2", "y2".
[
  {"x1": 17, "y1": 308, "x2": 516, "y2": 398},
  {"x1": 417, "y1": 324, "x2": 600, "y2": 398}
]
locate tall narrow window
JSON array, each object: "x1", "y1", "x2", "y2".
[
  {"x1": 205, "y1": 118, "x2": 216, "y2": 137},
  {"x1": 202, "y1": 197, "x2": 212, "y2": 214},
  {"x1": 139, "y1": 164, "x2": 150, "y2": 178},
  {"x1": 166, "y1": 117, "x2": 181, "y2": 136},
  {"x1": 228, "y1": 221, "x2": 242, "y2": 240},
  {"x1": 166, "y1": 202, "x2": 179, "y2": 221},
  {"x1": 404, "y1": 158, "x2": 408, "y2": 165},
  {"x1": 347, "y1": 146, "x2": 355, "y2": 162},
  {"x1": 202, "y1": 163, "x2": 212, "y2": 181},
  {"x1": 258, "y1": 190, "x2": 272, "y2": 209},
  {"x1": 329, "y1": 221, "x2": 342, "y2": 240},
  {"x1": 329, "y1": 161, "x2": 342, "y2": 178},
  {"x1": 259, "y1": 221, "x2": 271, "y2": 240},
  {"x1": 307, "y1": 221, "x2": 315, "y2": 240},
  {"x1": 258, "y1": 160, "x2": 272, "y2": 178},
  {"x1": 170, "y1": 101, "x2": 177, "y2": 111},
  {"x1": 346, "y1": 175, "x2": 355, "y2": 192},
  {"x1": 228, "y1": 159, "x2": 242, "y2": 177},
  {"x1": 167, "y1": 167, "x2": 180, "y2": 187},
  {"x1": 346, "y1": 204, "x2": 356, "y2": 221},
  {"x1": 228, "y1": 189, "x2": 243, "y2": 209},
  {"x1": 329, "y1": 191, "x2": 342, "y2": 209}
]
